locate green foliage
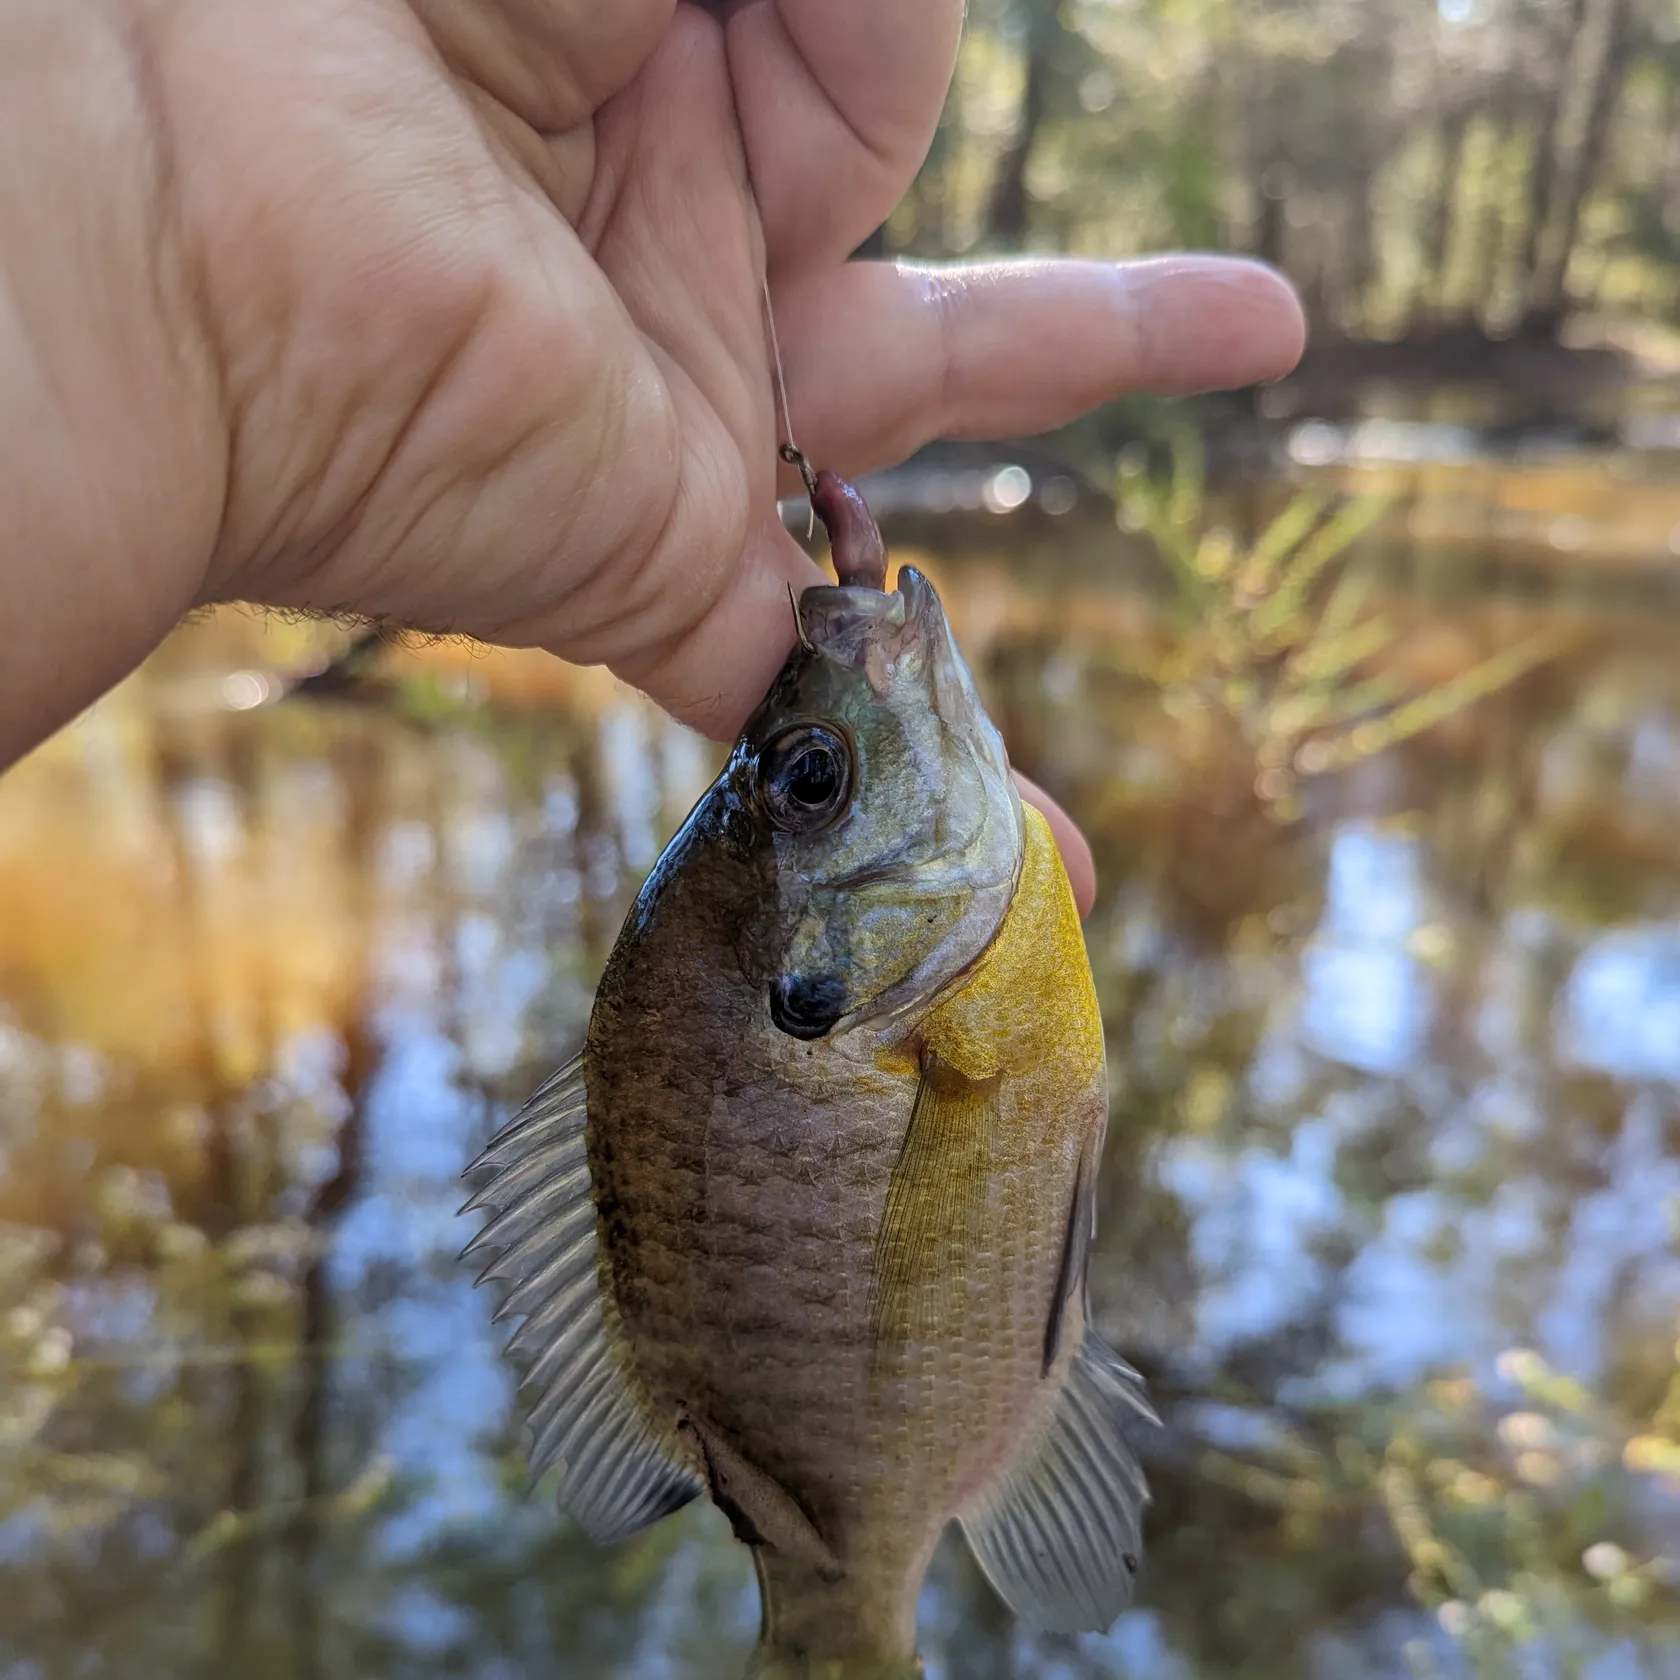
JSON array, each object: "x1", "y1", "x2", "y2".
[
  {"x1": 894, "y1": 0, "x2": 1680, "y2": 337},
  {"x1": 1370, "y1": 1349, "x2": 1680, "y2": 1674},
  {"x1": 1110, "y1": 425, "x2": 1568, "y2": 817}
]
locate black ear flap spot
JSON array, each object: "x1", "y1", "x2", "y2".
[{"x1": 768, "y1": 972, "x2": 848, "y2": 1039}]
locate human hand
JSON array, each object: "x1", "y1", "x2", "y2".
[{"x1": 1, "y1": 0, "x2": 1302, "y2": 908}]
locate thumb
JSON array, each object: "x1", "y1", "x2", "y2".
[{"x1": 1013, "y1": 771, "x2": 1096, "y2": 919}]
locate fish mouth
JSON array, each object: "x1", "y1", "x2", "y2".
[{"x1": 796, "y1": 567, "x2": 937, "y2": 675}]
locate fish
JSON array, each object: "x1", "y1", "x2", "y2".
[{"x1": 463, "y1": 471, "x2": 1156, "y2": 1677}]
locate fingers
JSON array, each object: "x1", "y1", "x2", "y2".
[
  {"x1": 1013, "y1": 772, "x2": 1096, "y2": 919},
  {"x1": 717, "y1": 0, "x2": 965, "y2": 271},
  {"x1": 607, "y1": 512, "x2": 830, "y2": 742},
  {"x1": 776, "y1": 256, "x2": 1306, "y2": 484},
  {"x1": 610, "y1": 250, "x2": 1300, "y2": 874}
]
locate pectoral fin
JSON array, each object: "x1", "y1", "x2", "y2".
[
  {"x1": 870, "y1": 1052, "x2": 1000, "y2": 1351},
  {"x1": 462, "y1": 1054, "x2": 702, "y2": 1544},
  {"x1": 958, "y1": 1330, "x2": 1159, "y2": 1635}
]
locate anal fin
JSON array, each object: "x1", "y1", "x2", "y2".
[
  {"x1": 462, "y1": 1053, "x2": 703, "y2": 1545},
  {"x1": 677, "y1": 1414, "x2": 841, "y2": 1578},
  {"x1": 958, "y1": 1329, "x2": 1159, "y2": 1634}
]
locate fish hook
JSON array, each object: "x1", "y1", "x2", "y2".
[
  {"x1": 763, "y1": 279, "x2": 817, "y2": 543},
  {"x1": 753, "y1": 161, "x2": 887, "y2": 594},
  {"x1": 778, "y1": 441, "x2": 820, "y2": 506}
]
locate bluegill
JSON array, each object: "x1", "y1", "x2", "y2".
[{"x1": 464, "y1": 476, "x2": 1156, "y2": 1676}]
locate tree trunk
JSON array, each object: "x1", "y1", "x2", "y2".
[
  {"x1": 1523, "y1": 0, "x2": 1641, "y2": 335},
  {"x1": 1253, "y1": 146, "x2": 1289, "y2": 272},
  {"x1": 1338, "y1": 174, "x2": 1378, "y2": 334},
  {"x1": 1415, "y1": 106, "x2": 1470, "y2": 326},
  {"x1": 1461, "y1": 102, "x2": 1522, "y2": 328},
  {"x1": 984, "y1": 1, "x2": 1058, "y2": 245},
  {"x1": 1514, "y1": 0, "x2": 1592, "y2": 294}
]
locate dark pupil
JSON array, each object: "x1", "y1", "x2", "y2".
[{"x1": 784, "y1": 748, "x2": 838, "y2": 808}]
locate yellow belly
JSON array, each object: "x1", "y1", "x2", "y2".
[
  {"x1": 920, "y1": 801, "x2": 1105, "y2": 1089},
  {"x1": 867, "y1": 801, "x2": 1107, "y2": 1362}
]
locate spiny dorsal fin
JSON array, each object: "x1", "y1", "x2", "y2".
[
  {"x1": 958, "y1": 1329, "x2": 1159, "y2": 1634},
  {"x1": 461, "y1": 1053, "x2": 702, "y2": 1544}
]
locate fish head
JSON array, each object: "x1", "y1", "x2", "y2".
[{"x1": 730, "y1": 567, "x2": 1024, "y2": 1041}]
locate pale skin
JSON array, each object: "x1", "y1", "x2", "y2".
[{"x1": 0, "y1": 0, "x2": 1304, "y2": 911}]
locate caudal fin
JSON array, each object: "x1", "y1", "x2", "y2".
[{"x1": 745, "y1": 1653, "x2": 923, "y2": 1680}]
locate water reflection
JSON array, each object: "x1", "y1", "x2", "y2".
[
  {"x1": 1565, "y1": 929, "x2": 1680, "y2": 1082},
  {"x1": 1, "y1": 529, "x2": 1679, "y2": 1677},
  {"x1": 1301, "y1": 824, "x2": 1433, "y2": 1077}
]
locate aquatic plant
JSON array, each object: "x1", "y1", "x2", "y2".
[{"x1": 1111, "y1": 422, "x2": 1570, "y2": 821}]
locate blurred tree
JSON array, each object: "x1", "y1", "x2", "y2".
[
  {"x1": 1522, "y1": 0, "x2": 1645, "y2": 332},
  {"x1": 982, "y1": 0, "x2": 1057, "y2": 244},
  {"x1": 887, "y1": 0, "x2": 1680, "y2": 349}
]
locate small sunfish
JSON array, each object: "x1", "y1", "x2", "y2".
[{"x1": 464, "y1": 474, "x2": 1156, "y2": 1677}]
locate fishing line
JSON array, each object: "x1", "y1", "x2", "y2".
[
  {"x1": 724, "y1": 17, "x2": 827, "y2": 573},
  {"x1": 723, "y1": 9, "x2": 818, "y2": 546},
  {"x1": 761, "y1": 274, "x2": 817, "y2": 541}
]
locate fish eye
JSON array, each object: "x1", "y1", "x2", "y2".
[{"x1": 757, "y1": 724, "x2": 853, "y2": 834}]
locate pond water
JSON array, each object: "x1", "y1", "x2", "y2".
[{"x1": 2, "y1": 427, "x2": 1679, "y2": 1679}]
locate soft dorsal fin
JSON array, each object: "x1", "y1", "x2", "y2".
[
  {"x1": 958, "y1": 1329, "x2": 1159, "y2": 1634},
  {"x1": 461, "y1": 1054, "x2": 702, "y2": 1544}
]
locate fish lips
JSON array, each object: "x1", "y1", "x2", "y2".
[{"x1": 797, "y1": 567, "x2": 939, "y2": 684}]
